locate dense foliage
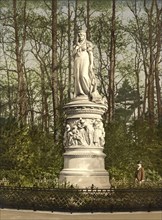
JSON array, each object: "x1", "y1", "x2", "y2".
[{"x1": 0, "y1": 118, "x2": 63, "y2": 186}]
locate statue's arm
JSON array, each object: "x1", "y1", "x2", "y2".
[
  {"x1": 73, "y1": 43, "x2": 81, "y2": 57},
  {"x1": 89, "y1": 51, "x2": 93, "y2": 71},
  {"x1": 87, "y1": 42, "x2": 94, "y2": 71}
]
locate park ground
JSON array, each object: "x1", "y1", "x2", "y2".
[{"x1": 0, "y1": 209, "x2": 162, "y2": 220}]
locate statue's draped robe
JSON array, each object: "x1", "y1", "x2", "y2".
[{"x1": 74, "y1": 41, "x2": 92, "y2": 97}]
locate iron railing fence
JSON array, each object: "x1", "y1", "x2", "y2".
[{"x1": 0, "y1": 186, "x2": 162, "y2": 212}]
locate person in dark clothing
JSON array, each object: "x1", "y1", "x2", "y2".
[{"x1": 135, "y1": 161, "x2": 145, "y2": 184}]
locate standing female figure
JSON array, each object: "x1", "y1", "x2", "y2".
[{"x1": 73, "y1": 30, "x2": 95, "y2": 99}]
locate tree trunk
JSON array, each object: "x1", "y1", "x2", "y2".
[
  {"x1": 51, "y1": 0, "x2": 58, "y2": 140},
  {"x1": 73, "y1": 0, "x2": 78, "y2": 45},
  {"x1": 154, "y1": 3, "x2": 162, "y2": 125},
  {"x1": 145, "y1": 0, "x2": 155, "y2": 129},
  {"x1": 67, "y1": 0, "x2": 72, "y2": 101},
  {"x1": 40, "y1": 65, "x2": 48, "y2": 132},
  {"x1": 108, "y1": 0, "x2": 116, "y2": 123},
  {"x1": 134, "y1": 0, "x2": 141, "y2": 120},
  {"x1": 13, "y1": 0, "x2": 28, "y2": 125},
  {"x1": 1, "y1": 38, "x2": 12, "y2": 116},
  {"x1": 135, "y1": 42, "x2": 141, "y2": 119},
  {"x1": 86, "y1": 0, "x2": 90, "y2": 40}
]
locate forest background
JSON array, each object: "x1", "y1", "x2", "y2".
[{"x1": 0, "y1": 0, "x2": 162, "y2": 187}]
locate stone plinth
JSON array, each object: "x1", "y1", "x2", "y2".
[{"x1": 59, "y1": 96, "x2": 110, "y2": 188}]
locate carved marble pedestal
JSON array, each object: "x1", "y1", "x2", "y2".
[{"x1": 59, "y1": 96, "x2": 110, "y2": 188}]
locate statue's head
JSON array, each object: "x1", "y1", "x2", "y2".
[{"x1": 77, "y1": 29, "x2": 86, "y2": 42}]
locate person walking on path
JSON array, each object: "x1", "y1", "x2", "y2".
[{"x1": 135, "y1": 161, "x2": 145, "y2": 184}]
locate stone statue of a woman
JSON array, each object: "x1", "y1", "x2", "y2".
[{"x1": 73, "y1": 29, "x2": 102, "y2": 103}]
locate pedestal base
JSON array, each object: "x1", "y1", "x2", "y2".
[
  {"x1": 59, "y1": 170, "x2": 110, "y2": 188},
  {"x1": 59, "y1": 98, "x2": 111, "y2": 188}
]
